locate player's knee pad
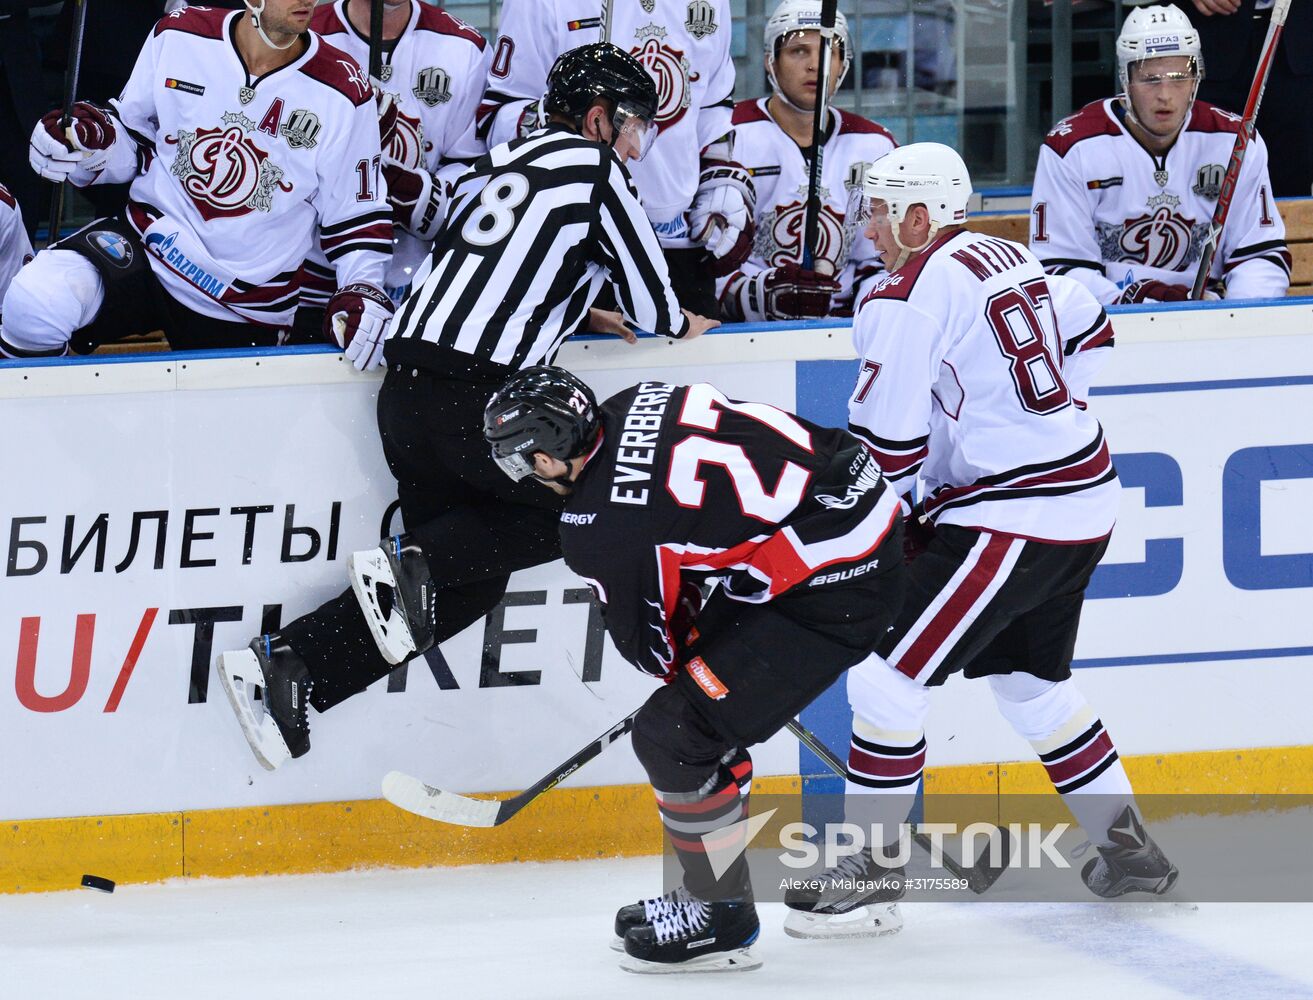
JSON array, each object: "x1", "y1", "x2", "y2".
[
  {"x1": 847, "y1": 653, "x2": 930, "y2": 739},
  {"x1": 988, "y1": 673, "x2": 1092, "y2": 748},
  {"x1": 631, "y1": 684, "x2": 725, "y2": 792},
  {"x1": 0, "y1": 249, "x2": 103, "y2": 357}
]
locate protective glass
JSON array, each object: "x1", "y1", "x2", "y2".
[
  {"x1": 1129, "y1": 70, "x2": 1199, "y2": 89},
  {"x1": 858, "y1": 195, "x2": 891, "y2": 230},
  {"x1": 612, "y1": 103, "x2": 657, "y2": 161},
  {"x1": 490, "y1": 447, "x2": 536, "y2": 482}
]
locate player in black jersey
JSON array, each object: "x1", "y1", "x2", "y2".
[
  {"x1": 215, "y1": 43, "x2": 717, "y2": 774},
  {"x1": 483, "y1": 366, "x2": 906, "y2": 973}
]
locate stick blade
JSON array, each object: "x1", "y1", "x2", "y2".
[{"x1": 382, "y1": 770, "x2": 501, "y2": 827}]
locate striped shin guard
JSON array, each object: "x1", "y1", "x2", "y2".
[
  {"x1": 653, "y1": 752, "x2": 755, "y2": 899},
  {"x1": 843, "y1": 717, "x2": 925, "y2": 839}
]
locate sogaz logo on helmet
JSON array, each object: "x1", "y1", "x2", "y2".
[{"x1": 90, "y1": 231, "x2": 133, "y2": 268}]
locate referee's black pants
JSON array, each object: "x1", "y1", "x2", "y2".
[{"x1": 280, "y1": 363, "x2": 566, "y2": 711}]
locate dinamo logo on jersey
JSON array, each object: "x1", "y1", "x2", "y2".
[
  {"x1": 167, "y1": 112, "x2": 292, "y2": 222},
  {"x1": 632, "y1": 24, "x2": 694, "y2": 132},
  {"x1": 760, "y1": 199, "x2": 847, "y2": 272},
  {"x1": 387, "y1": 105, "x2": 427, "y2": 168},
  {"x1": 1115, "y1": 202, "x2": 1199, "y2": 269},
  {"x1": 413, "y1": 66, "x2": 452, "y2": 107}
]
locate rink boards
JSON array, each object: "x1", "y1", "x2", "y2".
[{"x1": 2, "y1": 300, "x2": 1312, "y2": 890}]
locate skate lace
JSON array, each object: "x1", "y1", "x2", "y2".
[
  {"x1": 824, "y1": 849, "x2": 873, "y2": 884},
  {"x1": 643, "y1": 885, "x2": 691, "y2": 922},
  {"x1": 651, "y1": 897, "x2": 711, "y2": 945}
]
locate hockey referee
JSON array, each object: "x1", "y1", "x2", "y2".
[{"x1": 217, "y1": 43, "x2": 719, "y2": 770}]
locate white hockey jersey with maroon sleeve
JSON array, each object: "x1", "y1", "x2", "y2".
[
  {"x1": 478, "y1": 0, "x2": 734, "y2": 248},
  {"x1": 80, "y1": 6, "x2": 391, "y2": 327},
  {"x1": 1029, "y1": 98, "x2": 1289, "y2": 305},
  {"x1": 848, "y1": 229, "x2": 1120, "y2": 543},
  {"x1": 0, "y1": 185, "x2": 33, "y2": 312},
  {"x1": 717, "y1": 98, "x2": 897, "y2": 320},
  {"x1": 308, "y1": 0, "x2": 489, "y2": 295}
]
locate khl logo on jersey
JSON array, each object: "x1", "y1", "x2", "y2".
[
  {"x1": 1193, "y1": 163, "x2": 1224, "y2": 201},
  {"x1": 413, "y1": 66, "x2": 452, "y2": 107},
  {"x1": 282, "y1": 110, "x2": 322, "y2": 150},
  {"x1": 633, "y1": 24, "x2": 693, "y2": 131},
  {"x1": 167, "y1": 112, "x2": 292, "y2": 222},
  {"x1": 685, "y1": 0, "x2": 718, "y2": 38},
  {"x1": 89, "y1": 231, "x2": 133, "y2": 268}
]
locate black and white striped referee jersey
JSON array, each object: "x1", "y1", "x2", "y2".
[{"x1": 385, "y1": 123, "x2": 689, "y2": 374}]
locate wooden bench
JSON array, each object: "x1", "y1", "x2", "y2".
[
  {"x1": 84, "y1": 198, "x2": 1313, "y2": 358},
  {"x1": 968, "y1": 196, "x2": 1313, "y2": 295}
]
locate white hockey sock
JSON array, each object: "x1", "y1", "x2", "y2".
[
  {"x1": 843, "y1": 654, "x2": 930, "y2": 847},
  {"x1": 989, "y1": 674, "x2": 1135, "y2": 846}
]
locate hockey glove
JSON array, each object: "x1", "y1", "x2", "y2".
[
  {"x1": 376, "y1": 90, "x2": 399, "y2": 151},
  {"x1": 516, "y1": 100, "x2": 543, "y2": 139},
  {"x1": 325, "y1": 283, "x2": 394, "y2": 372},
  {"x1": 759, "y1": 261, "x2": 840, "y2": 319},
  {"x1": 383, "y1": 157, "x2": 445, "y2": 240},
  {"x1": 688, "y1": 160, "x2": 756, "y2": 277},
  {"x1": 30, "y1": 103, "x2": 117, "y2": 182},
  {"x1": 1117, "y1": 279, "x2": 1190, "y2": 304}
]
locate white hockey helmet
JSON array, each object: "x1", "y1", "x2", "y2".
[
  {"x1": 863, "y1": 142, "x2": 972, "y2": 228},
  {"x1": 764, "y1": 0, "x2": 853, "y2": 101},
  {"x1": 1116, "y1": 4, "x2": 1203, "y2": 92}
]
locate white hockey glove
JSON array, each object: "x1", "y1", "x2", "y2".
[
  {"x1": 687, "y1": 160, "x2": 756, "y2": 277},
  {"x1": 29, "y1": 103, "x2": 117, "y2": 182},
  {"x1": 382, "y1": 157, "x2": 445, "y2": 240},
  {"x1": 325, "y1": 283, "x2": 394, "y2": 372},
  {"x1": 515, "y1": 100, "x2": 543, "y2": 139}
]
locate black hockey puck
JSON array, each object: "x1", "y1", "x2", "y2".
[{"x1": 80, "y1": 874, "x2": 115, "y2": 893}]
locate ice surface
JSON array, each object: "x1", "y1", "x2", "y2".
[{"x1": 3, "y1": 856, "x2": 1312, "y2": 999}]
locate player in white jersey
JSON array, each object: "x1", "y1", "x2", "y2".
[
  {"x1": 719, "y1": 0, "x2": 897, "y2": 322},
  {"x1": 3, "y1": 1, "x2": 392, "y2": 366},
  {"x1": 783, "y1": 144, "x2": 1179, "y2": 940},
  {"x1": 1030, "y1": 3, "x2": 1289, "y2": 305},
  {"x1": 477, "y1": 0, "x2": 744, "y2": 315},
  {"x1": 0, "y1": 184, "x2": 33, "y2": 323},
  {"x1": 296, "y1": 0, "x2": 490, "y2": 330}
]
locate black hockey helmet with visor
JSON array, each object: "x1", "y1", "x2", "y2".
[
  {"x1": 484, "y1": 366, "x2": 601, "y2": 484},
  {"x1": 544, "y1": 42, "x2": 659, "y2": 160}
]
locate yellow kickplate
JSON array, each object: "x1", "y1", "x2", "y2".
[{"x1": 0, "y1": 812, "x2": 183, "y2": 893}]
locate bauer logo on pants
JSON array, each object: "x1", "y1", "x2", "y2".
[{"x1": 90, "y1": 231, "x2": 134, "y2": 268}]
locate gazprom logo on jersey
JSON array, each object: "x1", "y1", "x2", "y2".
[
  {"x1": 144, "y1": 231, "x2": 228, "y2": 298},
  {"x1": 90, "y1": 231, "x2": 133, "y2": 268}
]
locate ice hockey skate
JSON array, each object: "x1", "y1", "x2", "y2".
[
  {"x1": 612, "y1": 885, "x2": 696, "y2": 951},
  {"x1": 216, "y1": 634, "x2": 313, "y2": 771},
  {"x1": 349, "y1": 534, "x2": 438, "y2": 665},
  {"x1": 620, "y1": 895, "x2": 761, "y2": 973},
  {"x1": 782, "y1": 846, "x2": 906, "y2": 939},
  {"x1": 1081, "y1": 805, "x2": 1180, "y2": 898}
]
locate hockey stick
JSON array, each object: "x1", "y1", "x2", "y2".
[
  {"x1": 1189, "y1": 0, "x2": 1292, "y2": 299},
  {"x1": 800, "y1": 0, "x2": 838, "y2": 272},
  {"x1": 599, "y1": 0, "x2": 612, "y2": 44},
  {"x1": 382, "y1": 710, "x2": 639, "y2": 827},
  {"x1": 785, "y1": 718, "x2": 1011, "y2": 895},
  {"x1": 367, "y1": 0, "x2": 385, "y2": 82},
  {"x1": 47, "y1": 0, "x2": 89, "y2": 248}
]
